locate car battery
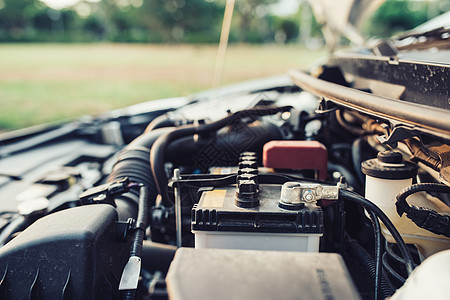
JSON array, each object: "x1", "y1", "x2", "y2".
[{"x1": 191, "y1": 181, "x2": 324, "y2": 251}]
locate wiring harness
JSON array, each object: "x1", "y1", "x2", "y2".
[{"x1": 396, "y1": 183, "x2": 450, "y2": 238}]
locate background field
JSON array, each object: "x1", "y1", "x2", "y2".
[{"x1": 0, "y1": 43, "x2": 325, "y2": 131}]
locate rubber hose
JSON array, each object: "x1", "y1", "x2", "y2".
[
  {"x1": 340, "y1": 189, "x2": 415, "y2": 275},
  {"x1": 346, "y1": 237, "x2": 394, "y2": 299},
  {"x1": 141, "y1": 241, "x2": 177, "y2": 274},
  {"x1": 351, "y1": 138, "x2": 365, "y2": 185},
  {"x1": 107, "y1": 128, "x2": 172, "y2": 220},
  {"x1": 335, "y1": 110, "x2": 365, "y2": 136},
  {"x1": 150, "y1": 106, "x2": 292, "y2": 206},
  {"x1": 144, "y1": 114, "x2": 176, "y2": 133}
]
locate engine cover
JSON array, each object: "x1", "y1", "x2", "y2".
[{"x1": 0, "y1": 205, "x2": 130, "y2": 300}]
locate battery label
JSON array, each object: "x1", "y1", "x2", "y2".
[{"x1": 202, "y1": 189, "x2": 226, "y2": 208}]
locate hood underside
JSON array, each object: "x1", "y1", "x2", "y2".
[{"x1": 307, "y1": 0, "x2": 384, "y2": 49}]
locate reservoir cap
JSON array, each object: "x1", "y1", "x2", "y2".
[{"x1": 362, "y1": 151, "x2": 417, "y2": 179}]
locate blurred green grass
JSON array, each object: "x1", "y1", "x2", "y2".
[{"x1": 0, "y1": 43, "x2": 325, "y2": 131}]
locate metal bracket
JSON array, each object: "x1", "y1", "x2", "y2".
[
  {"x1": 377, "y1": 125, "x2": 423, "y2": 148},
  {"x1": 115, "y1": 218, "x2": 135, "y2": 242},
  {"x1": 315, "y1": 98, "x2": 338, "y2": 115},
  {"x1": 428, "y1": 144, "x2": 450, "y2": 186}
]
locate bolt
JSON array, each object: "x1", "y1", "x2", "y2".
[
  {"x1": 304, "y1": 191, "x2": 314, "y2": 202},
  {"x1": 173, "y1": 168, "x2": 181, "y2": 180}
]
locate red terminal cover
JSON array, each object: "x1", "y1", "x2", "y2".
[{"x1": 263, "y1": 140, "x2": 328, "y2": 180}]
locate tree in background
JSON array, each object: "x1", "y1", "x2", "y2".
[
  {"x1": 230, "y1": 0, "x2": 277, "y2": 43},
  {"x1": 0, "y1": 0, "x2": 448, "y2": 44},
  {"x1": 0, "y1": 0, "x2": 306, "y2": 43},
  {"x1": 363, "y1": 0, "x2": 450, "y2": 38},
  {"x1": 0, "y1": 0, "x2": 44, "y2": 41}
]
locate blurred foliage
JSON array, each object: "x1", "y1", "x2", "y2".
[
  {"x1": 0, "y1": 0, "x2": 448, "y2": 44},
  {"x1": 363, "y1": 0, "x2": 450, "y2": 38},
  {"x1": 0, "y1": 0, "x2": 320, "y2": 44}
]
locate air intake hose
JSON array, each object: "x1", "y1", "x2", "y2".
[{"x1": 107, "y1": 128, "x2": 172, "y2": 220}]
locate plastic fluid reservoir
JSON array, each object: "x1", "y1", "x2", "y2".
[
  {"x1": 362, "y1": 150, "x2": 450, "y2": 258},
  {"x1": 391, "y1": 249, "x2": 450, "y2": 300}
]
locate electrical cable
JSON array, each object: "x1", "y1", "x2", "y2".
[
  {"x1": 130, "y1": 185, "x2": 149, "y2": 257},
  {"x1": 396, "y1": 183, "x2": 450, "y2": 238},
  {"x1": 346, "y1": 234, "x2": 394, "y2": 299},
  {"x1": 368, "y1": 211, "x2": 382, "y2": 300},
  {"x1": 382, "y1": 268, "x2": 397, "y2": 292},
  {"x1": 339, "y1": 189, "x2": 415, "y2": 275},
  {"x1": 385, "y1": 241, "x2": 409, "y2": 265},
  {"x1": 382, "y1": 251, "x2": 407, "y2": 284},
  {"x1": 122, "y1": 184, "x2": 149, "y2": 300},
  {"x1": 150, "y1": 105, "x2": 292, "y2": 206}
]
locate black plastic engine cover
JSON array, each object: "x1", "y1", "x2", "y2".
[{"x1": 0, "y1": 204, "x2": 130, "y2": 300}]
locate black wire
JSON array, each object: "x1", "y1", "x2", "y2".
[
  {"x1": 382, "y1": 268, "x2": 397, "y2": 291},
  {"x1": 339, "y1": 189, "x2": 415, "y2": 275},
  {"x1": 395, "y1": 183, "x2": 450, "y2": 237},
  {"x1": 173, "y1": 172, "x2": 335, "y2": 186},
  {"x1": 368, "y1": 211, "x2": 382, "y2": 300},
  {"x1": 170, "y1": 173, "x2": 337, "y2": 204},
  {"x1": 129, "y1": 185, "x2": 149, "y2": 257},
  {"x1": 385, "y1": 241, "x2": 409, "y2": 265},
  {"x1": 122, "y1": 184, "x2": 149, "y2": 300},
  {"x1": 367, "y1": 212, "x2": 396, "y2": 299},
  {"x1": 382, "y1": 240, "x2": 421, "y2": 289},
  {"x1": 396, "y1": 183, "x2": 450, "y2": 214},
  {"x1": 150, "y1": 105, "x2": 292, "y2": 206},
  {"x1": 345, "y1": 234, "x2": 394, "y2": 298},
  {"x1": 382, "y1": 252, "x2": 407, "y2": 284}
]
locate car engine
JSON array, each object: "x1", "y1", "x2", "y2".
[{"x1": 0, "y1": 28, "x2": 449, "y2": 300}]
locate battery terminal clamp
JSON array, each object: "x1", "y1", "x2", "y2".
[{"x1": 279, "y1": 182, "x2": 339, "y2": 210}]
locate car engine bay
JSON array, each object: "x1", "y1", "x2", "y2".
[{"x1": 0, "y1": 33, "x2": 449, "y2": 300}]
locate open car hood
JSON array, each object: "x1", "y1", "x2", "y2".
[{"x1": 307, "y1": 0, "x2": 384, "y2": 49}]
